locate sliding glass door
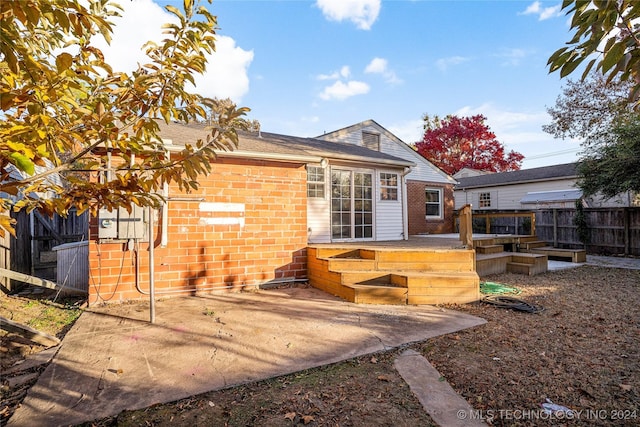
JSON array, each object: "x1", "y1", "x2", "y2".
[{"x1": 331, "y1": 170, "x2": 373, "y2": 240}]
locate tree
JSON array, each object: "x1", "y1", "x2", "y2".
[
  {"x1": 543, "y1": 70, "x2": 636, "y2": 157},
  {"x1": 577, "y1": 117, "x2": 640, "y2": 198},
  {"x1": 0, "y1": 0, "x2": 248, "y2": 236},
  {"x1": 413, "y1": 114, "x2": 524, "y2": 176},
  {"x1": 548, "y1": 0, "x2": 640, "y2": 106},
  {"x1": 547, "y1": 0, "x2": 640, "y2": 200}
]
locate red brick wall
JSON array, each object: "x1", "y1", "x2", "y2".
[
  {"x1": 407, "y1": 181, "x2": 454, "y2": 235},
  {"x1": 88, "y1": 158, "x2": 308, "y2": 305}
]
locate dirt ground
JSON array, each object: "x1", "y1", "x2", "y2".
[{"x1": 2, "y1": 265, "x2": 639, "y2": 426}]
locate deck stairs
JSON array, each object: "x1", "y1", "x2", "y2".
[
  {"x1": 308, "y1": 247, "x2": 479, "y2": 305},
  {"x1": 474, "y1": 235, "x2": 587, "y2": 276}
]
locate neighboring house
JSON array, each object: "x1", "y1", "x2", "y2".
[
  {"x1": 454, "y1": 162, "x2": 637, "y2": 211},
  {"x1": 87, "y1": 121, "x2": 418, "y2": 304},
  {"x1": 453, "y1": 168, "x2": 493, "y2": 179},
  {"x1": 317, "y1": 120, "x2": 457, "y2": 235}
]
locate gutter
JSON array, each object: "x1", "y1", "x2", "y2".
[
  {"x1": 455, "y1": 176, "x2": 579, "y2": 191},
  {"x1": 165, "y1": 144, "x2": 415, "y2": 169}
]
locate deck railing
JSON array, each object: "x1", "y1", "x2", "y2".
[{"x1": 453, "y1": 210, "x2": 536, "y2": 236}]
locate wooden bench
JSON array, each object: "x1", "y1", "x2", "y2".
[{"x1": 530, "y1": 247, "x2": 586, "y2": 263}]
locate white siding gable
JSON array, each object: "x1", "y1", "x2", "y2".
[{"x1": 319, "y1": 121, "x2": 454, "y2": 185}]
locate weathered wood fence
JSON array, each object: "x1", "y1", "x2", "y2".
[
  {"x1": 536, "y1": 207, "x2": 640, "y2": 256},
  {"x1": 3, "y1": 209, "x2": 89, "y2": 292}
]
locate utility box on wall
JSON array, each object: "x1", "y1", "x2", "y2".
[{"x1": 98, "y1": 205, "x2": 148, "y2": 241}]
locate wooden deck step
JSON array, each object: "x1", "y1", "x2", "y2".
[
  {"x1": 344, "y1": 283, "x2": 407, "y2": 305},
  {"x1": 327, "y1": 258, "x2": 376, "y2": 271},
  {"x1": 530, "y1": 247, "x2": 586, "y2": 263},
  {"x1": 476, "y1": 252, "x2": 548, "y2": 276},
  {"x1": 307, "y1": 245, "x2": 480, "y2": 305},
  {"x1": 476, "y1": 244, "x2": 503, "y2": 254},
  {"x1": 519, "y1": 240, "x2": 547, "y2": 251},
  {"x1": 345, "y1": 273, "x2": 407, "y2": 287},
  {"x1": 507, "y1": 262, "x2": 535, "y2": 275}
]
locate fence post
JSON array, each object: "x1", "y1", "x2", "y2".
[
  {"x1": 530, "y1": 212, "x2": 536, "y2": 236},
  {"x1": 624, "y1": 208, "x2": 630, "y2": 256},
  {"x1": 459, "y1": 204, "x2": 473, "y2": 248},
  {"x1": 552, "y1": 209, "x2": 558, "y2": 248}
]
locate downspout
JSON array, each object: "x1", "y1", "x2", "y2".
[
  {"x1": 148, "y1": 205, "x2": 155, "y2": 323},
  {"x1": 401, "y1": 167, "x2": 411, "y2": 240},
  {"x1": 161, "y1": 182, "x2": 168, "y2": 247}
]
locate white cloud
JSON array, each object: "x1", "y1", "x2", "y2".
[
  {"x1": 494, "y1": 48, "x2": 528, "y2": 66},
  {"x1": 194, "y1": 36, "x2": 254, "y2": 101},
  {"x1": 319, "y1": 80, "x2": 370, "y2": 100},
  {"x1": 318, "y1": 65, "x2": 351, "y2": 80},
  {"x1": 316, "y1": 0, "x2": 381, "y2": 30},
  {"x1": 364, "y1": 57, "x2": 402, "y2": 84},
  {"x1": 436, "y1": 56, "x2": 470, "y2": 71},
  {"x1": 365, "y1": 57, "x2": 387, "y2": 74},
  {"x1": 91, "y1": 0, "x2": 253, "y2": 102},
  {"x1": 520, "y1": 1, "x2": 562, "y2": 21},
  {"x1": 388, "y1": 119, "x2": 425, "y2": 145}
]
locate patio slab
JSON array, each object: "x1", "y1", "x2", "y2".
[{"x1": 8, "y1": 286, "x2": 485, "y2": 427}]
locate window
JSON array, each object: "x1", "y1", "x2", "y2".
[
  {"x1": 379, "y1": 173, "x2": 398, "y2": 201},
  {"x1": 425, "y1": 188, "x2": 442, "y2": 219},
  {"x1": 362, "y1": 131, "x2": 380, "y2": 151},
  {"x1": 307, "y1": 166, "x2": 325, "y2": 198},
  {"x1": 479, "y1": 192, "x2": 491, "y2": 208}
]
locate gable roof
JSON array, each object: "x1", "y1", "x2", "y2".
[
  {"x1": 318, "y1": 119, "x2": 455, "y2": 183},
  {"x1": 156, "y1": 121, "x2": 414, "y2": 168},
  {"x1": 455, "y1": 162, "x2": 578, "y2": 190}
]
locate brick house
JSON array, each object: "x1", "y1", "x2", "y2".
[
  {"x1": 318, "y1": 120, "x2": 456, "y2": 235},
  {"x1": 88, "y1": 120, "x2": 430, "y2": 304}
]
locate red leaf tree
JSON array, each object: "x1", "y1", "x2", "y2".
[{"x1": 414, "y1": 114, "x2": 524, "y2": 175}]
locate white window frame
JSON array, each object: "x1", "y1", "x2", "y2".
[
  {"x1": 479, "y1": 192, "x2": 492, "y2": 208},
  {"x1": 425, "y1": 188, "x2": 443, "y2": 220},
  {"x1": 379, "y1": 172, "x2": 398, "y2": 201},
  {"x1": 306, "y1": 165, "x2": 325, "y2": 199}
]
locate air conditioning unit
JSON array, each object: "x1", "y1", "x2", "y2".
[{"x1": 98, "y1": 205, "x2": 148, "y2": 241}]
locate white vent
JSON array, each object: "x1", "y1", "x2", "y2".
[{"x1": 362, "y1": 131, "x2": 380, "y2": 151}]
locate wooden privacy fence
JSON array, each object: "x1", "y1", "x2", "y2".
[
  {"x1": 5, "y1": 209, "x2": 89, "y2": 292},
  {"x1": 536, "y1": 207, "x2": 640, "y2": 256}
]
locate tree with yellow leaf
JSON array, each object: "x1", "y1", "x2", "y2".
[{"x1": 0, "y1": 0, "x2": 249, "y2": 235}]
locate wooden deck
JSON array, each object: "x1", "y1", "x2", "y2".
[
  {"x1": 308, "y1": 243, "x2": 479, "y2": 306},
  {"x1": 307, "y1": 234, "x2": 587, "y2": 305}
]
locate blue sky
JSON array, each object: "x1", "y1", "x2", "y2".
[{"x1": 97, "y1": 0, "x2": 583, "y2": 169}]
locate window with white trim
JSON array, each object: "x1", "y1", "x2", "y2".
[
  {"x1": 479, "y1": 192, "x2": 491, "y2": 208},
  {"x1": 425, "y1": 188, "x2": 442, "y2": 219},
  {"x1": 307, "y1": 166, "x2": 325, "y2": 198},
  {"x1": 379, "y1": 173, "x2": 398, "y2": 201}
]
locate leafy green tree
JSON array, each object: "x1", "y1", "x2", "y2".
[
  {"x1": 0, "y1": 0, "x2": 248, "y2": 236},
  {"x1": 548, "y1": 2, "x2": 640, "y2": 200},
  {"x1": 548, "y1": 0, "x2": 640, "y2": 105},
  {"x1": 577, "y1": 117, "x2": 640, "y2": 198}
]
